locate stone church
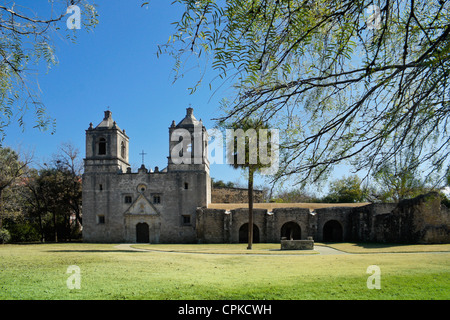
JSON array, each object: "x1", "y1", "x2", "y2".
[
  {"x1": 82, "y1": 108, "x2": 211, "y2": 243},
  {"x1": 82, "y1": 108, "x2": 450, "y2": 244}
]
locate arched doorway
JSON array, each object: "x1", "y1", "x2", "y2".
[
  {"x1": 136, "y1": 222, "x2": 149, "y2": 243},
  {"x1": 239, "y1": 223, "x2": 260, "y2": 243},
  {"x1": 280, "y1": 222, "x2": 301, "y2": 240},
  {"x1": 323, "y1": 220, "x2": 343, "y2": 242}
]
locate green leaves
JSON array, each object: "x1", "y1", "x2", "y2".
[
  {"x1": 323, "y1": 175, "x2": 367, "y2": 203},
  {"x1": 156, "y1": 0, "x2": 450, "y2": 186},
  {"x1": 0, "y1": 1, "x2": 99, "y2": 141}
]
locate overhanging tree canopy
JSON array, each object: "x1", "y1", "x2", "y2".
[
  {"x1": 0, "y1": 0, "x2": 98, "y2": 140},
  {"x1": 156, "y1": 0, "x2": 450, "y2": 185}
]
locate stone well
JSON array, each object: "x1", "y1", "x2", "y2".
[{"x1": 280, "y1": 239, "x2": 314, "y2": 250}]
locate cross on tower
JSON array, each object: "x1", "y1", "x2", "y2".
[{"x1": 139, "y1": 150, "x2": 147, "y2": 165}]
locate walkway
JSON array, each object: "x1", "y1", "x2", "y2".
[
  {"x1": 114, "y1": 243, "x2": 349, "y2": 255},
  {"x1": 314, "y1": 245, "x2": 349, "y2": 255},
  {"x1": 114, "y1": 243, "x2": 150, "y2": 252}
]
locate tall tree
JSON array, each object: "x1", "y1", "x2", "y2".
[
  {"x1": 0, "y1": 147, "x2": 30, "y2": 228},
  {"x1": 22, "y1": 168, "x2": 47, "y2": 242},
  {"x1": 52, "y1": 143, "x2": 83, "y2": 227},
  {"x1": 225, "y1": 119, "x2": 274, "y2": 249},
  {"x1": 156, "y1": 0, "x2": 450, "y2": 186},
  {"x1": 0, "y1": 1, "x2": 98, "y2": 140}
]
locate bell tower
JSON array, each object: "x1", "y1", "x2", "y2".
[
  {"x1": 168, "y1": 107, "x2": 209, "y2": 173},
  {"x1": 84, "y1": 110, "x2": 130, "y2": 173}
]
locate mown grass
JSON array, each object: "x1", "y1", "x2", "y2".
[{"x1": 0, "y1": 243, "x2": 449, "y2": 300}]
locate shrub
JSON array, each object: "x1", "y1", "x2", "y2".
[
  {"x1": 0, "y1": 228, "x2": 11, "y2": 244},
  {"x1": 7, "y1": 222, "x2": 41, "y2": 243}
]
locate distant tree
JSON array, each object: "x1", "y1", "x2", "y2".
[
  {"x1": 30, "y1": 168, "x2": 80, "y2": 242},
  {"x1": 323, "y1": 175, "x2": 367, "y2": 203},
  {"x1": 0, "y1": 147, "x2": 31, "y2": 228},
  {"x1": 272, "y1": 189, "x2": 319, "y2": 203},
  {"x1": 0, "y1": 1, "x2": 98, "y2": 140},
  {"x1": 21, "y1": 143, "x2": 82, "y2": 242},
  {"x1": 21, "y1": 168, "x2": 47, "y2": 242},
  {"x1": 371, "y1": 150, "x2": 435, "y2": 202},
  {"x1": 52, "y1": 143, "x2": 83, "y2": 227},
  {"x1": 212, "y1": 178, "x2": 235, "y2": 188}
]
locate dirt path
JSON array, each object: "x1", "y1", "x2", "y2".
[
  {"x1": 313, "y1": 245, "x2": 349, "y2": 255},
  {"x1": 114, "y1": 243, "x2": 349, "y2": 255},
  {"x1": 114, "y1": 243, "x2": 150, "y2": 252}
]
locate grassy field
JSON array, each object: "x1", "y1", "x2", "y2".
[{"x1": 0, "y1": 243, "x2": 449, "y2": 300}]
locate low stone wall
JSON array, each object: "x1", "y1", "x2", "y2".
[
  {"x1": 197, "y1": 192, "x2": 450, "y2": 244},
  {"x1": 211, "y1": 186, "x2": 264, "y2": 203},
  {"x1": 280, "y1": 239, "x2": 314, "y2": 250}
]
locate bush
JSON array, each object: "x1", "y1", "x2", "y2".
[
  {"x1": 0, "y1": 228, "x2": 11, "y2": 244},
  {"x1": 7, "y1": 222, "x2": 41, "y2": 243},
  {"x1": 439, "y1": 191, "x2": 450, "y2": 208}
]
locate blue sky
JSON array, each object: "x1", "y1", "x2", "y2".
[
  {"x1": 3, "y1": 0, "x2": 257, "y2": 186},
  {"x1": 4, "y1": 0, "x2": 446, "y2": 198},
  {"x1": 2, "y1": 0, "x2": 367, "y2": 197}
]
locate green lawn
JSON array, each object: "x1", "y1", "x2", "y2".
[{"x1": 0, "y1": 243, "x2": 449, "y2": 300}]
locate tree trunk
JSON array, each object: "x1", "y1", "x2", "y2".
[
  {"x1": 53, "y1": 211, "x2": 58, "y2": 242},
  {"x1": 38, "y1": 211, "x2": 45, "y2": 243},
  {"x1": 247, "y1": 167, "x2": 254, "y2": 250}
]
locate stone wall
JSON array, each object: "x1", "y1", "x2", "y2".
[
  {"x1": 197, "y1": 192, "x2": 450, "y2": 244},
  {"x1": 211, "y1": 186, "x2": 264, "y2": 203},
  {"x1": 373, "y1": 192, "x2": 450, "y2": 243}
]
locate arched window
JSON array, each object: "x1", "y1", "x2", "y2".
[
  {"x1": 98, "y1": 138, "x2": 106, "y2": 155},
  {"x1": 121, "y1": 141, "x2": 126, "y2": 159}
]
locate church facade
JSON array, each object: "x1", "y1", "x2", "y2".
[{"x1": 82, "y1": 108, "x2": 211, "y2": 243}]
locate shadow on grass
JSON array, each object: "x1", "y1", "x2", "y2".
[
  {"x1": 321, "y1": 242, "x2": 422, "y2": 248},
  {"x1": 343, "y1": 242, "x2": 448, "y2": 249},
  {"x1": 352, "y1": 242, "x2": 413, "y2": 248},
  {"x1": 318, "y1": 242, "x2": 450, "y2": 253},
  {"x1": 46, "y1": 250, "x2": 146, "y2": 253}
]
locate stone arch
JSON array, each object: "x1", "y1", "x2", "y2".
[
  {"x1": 238, "y1": 223, "x2": 260, "y2": 243},
  {"x1": 280, "y1": 221, "x2": 302, "y2": 240},
  {"x1": 323, "y1": 220, "x2": 343, "y2": 242},
  {"x1": 136, "y1": 222, "x2": 149, "y2": 243}
]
